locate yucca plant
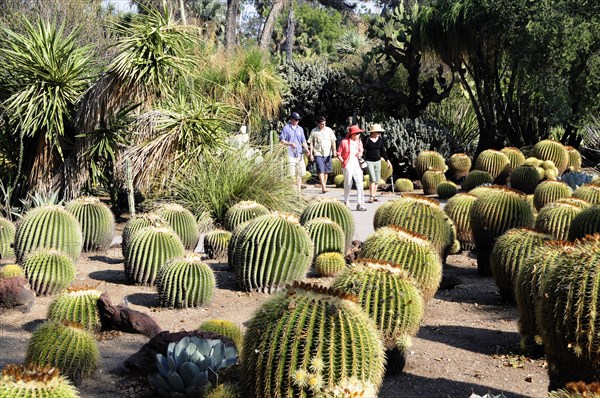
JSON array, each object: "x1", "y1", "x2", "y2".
[
  {"x1": 121, "y1": 213, "x2": 169, "y2": 259},
  {"x1": 242, "y1": 282, "x2": 385, "y2": 398},
  {"x1": 533, "y1": 180, "x2": 573, "y2": 210},
  {"x1": 421, "y1": 169, "x2": 446, "y2": 195},
  {"x1": 22, "y1": 249, "x2": 76, "y2": 296},
  {"x1": 304, "y1": 217, "x2": 345, "y2": 258},
  {"x1": 474, "y1": 149, "x2": 510, "y2": 183},
  {"x1": 568, "y1": 205, "x2": 600, "y2": 241},
  {"x1": 0, "y1": 217, "x2": 15, "y2": 259},
  {"x1": 573, "y1": 184, "x2": 600, "y2": 204},
  {"x1": 500, "y1": 147, "x2": 526, "y2": 171},
  {"x1": 509, "y1": 165, "x2": 541, "y2": 194},
  {"x1": 156, "y1": 203, "x2": 199, "y2": 250},
  {"x1": 0, "y1": 364, "x2": 80, "y2": 398},
  {"x1": 414, "y1": 150, "x2": 446, "y2": 179},
  {"x1": 394, "y1": 178, "x2": 414, "y2": 192},
  {"x1": 444, "y1": 193, "x2": 477, "y2": 251},
  {"x1": 47, "y1": 287, "x2": 102, "y2": 331},
  {"x1": 436, "y1": 181, "x2": 458, "y2": 198},
  {"x1": 533, "y1": 139, "x2": 569, "y2": 175},
  {"x1": 204, "y1": 229, "x2": 231, "y2": 260},
  {"x1": 461, "y1": 170, "x2": 494, "y2": 191},
  {"x1": 314, "y1": 252, "x2": 347, "y2": 277},
  {"x1": 198, "y1": 320, "x2": 244, "y2": 353},
  {"x1": 535, "y1": 201, "x2": 587, "y2": 240},
  {"x1": 65, "y1": 197, "x2": 114, "y2": 252},
  {"x1": 156, "y1": 253, "x2": 216, "y2": 308},
  {"x1": 223, "y1": 200, "x2": 270, "y2": 232},
  {"x1": 300, "y1": 197, "x2": 354, "y2": 246},
  {"x1": 446, "y1": 153, "x2": 471, "y2": 181}
]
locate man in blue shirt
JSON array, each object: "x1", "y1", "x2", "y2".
[{"x1": 280, "y1": 112, "x2": 311, "y2": 192}]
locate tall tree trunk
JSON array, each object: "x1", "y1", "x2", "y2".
[
  {"x1": 225, "y1": 0, "x2": 240, "y2": 49},
  {"x1": 179, "y1": 0, "x2": 186, "y2": 24},
  {"x1": 285, "y1": 4, "x2": 295, "y2": 62},
  {"x1": 259, "y1": 0, "x2": 285, "y2": 50}
]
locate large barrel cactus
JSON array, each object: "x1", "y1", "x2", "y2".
[
  {"x1": 470, "y1": 186, "x2": 535, "y2": 275},
  {"x1": 157, "y1": 203, "x2": 199, "y2": 250},
  {"x1": 444, "y1": 193, "x2": 477, "y2": 251},
  {"x1": 573, "y1": 184, "x2": 600, "y2": 204},
  {"x1": 381, "y1": 158, "x2": 393, "y2": 181},
  {"x1": 314, "y1": 252, "x2": 346, "y2": 277},
  {"x1": 242, "y1": 282, "x2": 385, "y2": 398},
  {"x1": 394, "y1": 178, "x2": 414, "y2": 192},
  {"x1": 47, "y1": 287, "x2": 102, "y2": 331},
  {"x1": 65, "y1": 197, "x2": 114, "y2": 252},
  {"x1": 125, "y1": 226, "x2": 185, "y2": 285},
  {"x1": 533, "y1": 139, "x2": 569, "y2": 175},
  {"x1": 490, "y1": 228, "x2": 553, "y2": 302},
  {"x1": 25, "y1": 320, "x2": 99, "y2": 381},
  {"x1": 203, "y1": 229, "x2": 232, "y2": 260},
  {"x1": 414, "y1": 150, "x2": 446, "y2": 179},
  {"x1": 331, "y1": 157, "x2": 342, "y2": 177},
  {"x1": 0, "y1": 364, "x2": 80, "y2": 398},
  {"x1": 231, "y1": 213, "x2": 312, "y2": 293},
  {"x1": 568, "y1": 205, "x2": 600, "y2": 241},
  {"x1": 223, "y1": 201, "x2": 270, "y2": 232},
  {"x1": 300, "y1": 197, "x2": 354, "y2": 246},
  {"x1": 509, "y1": 165, "x2": 541, "y2": 194},
  {"x1": 474, "y1": 149, "x2": 510, "y2": 183},
  {"x1": 536, "y1": 201, "x2": 587, "y2": 240},
  {"x1": 421, "y1": 170, "x2": 446, "y2": 195},
  {"x1": 0, "y1": 217, "x2": 15, "y2": 259},
  {"x1": 198, "y1": 319, "x2": 244, "y2": 352},
  {"x1": 156, "y1": 253, "x2": 216, "y2": 308},
  {"x1": 461, "y1": 170, "x2": 494, "y2": 191},
  {"x1": 14, "y1": 205, "x2": 82, "y2": 264},
  {"x1": 22, "y1": 249, "x2": 76, "y2": 296},
  {"x1": 121, "y1": 213, "x2": 169, "y2": 259},
  {"x1": 358, "y1": 226, "x2": 442, "y2": 301},
  {"x1": 501, "y1": 147, "x2": 526, "y2": 170},
  {"x1": 304, "y1": 217, "x2": 345, "y2": 258},
  {"x1": 446, "y1": 153, "x2": 471, "y2": 181},
  {"x1": 566, "y1": 146, "x2": 582, "y2": 172},
  {"x1": 533, "y1": 180, "x2": 573, "y2": 210}
]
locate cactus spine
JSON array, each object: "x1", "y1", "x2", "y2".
[
  {"x1": 203, "y1": 229, "x2": 232, "y2": 260},
  {"x1": 414, "y1": 150, "x2": 446, "y2": 179},
  {"x1": 436, "y1": 181, "x2": 458, "y2": 199},
  {"x1": 501, "y1": 147, "x2": 526, "y2": 170},
  {"x1": 156, "y1": 253, "x2": 216, "y2": 308},
  {"x1": 474, "y1": 149, "x2": 510, "y2": 183},
  {"x1": 533, "y1": 180, "x2": 573, "y2": 210},
  {"x1": 573, "y1": 184, "x2": 600, "y2": 204},
  {"x1": 0, "y1": 217, "x2": 15, "y2": 259},
  {"x1": 300, "y1": 198, "x2": 354, "y2": 246},
  {"x1": 421, "y1": 170, "x2": 446, "y2": 195},
  {"x1": 509, "y1": 165, "x2": 541, "y2": 194},
  {"x1": 314, "y1": 252, "x2": 346, "y2": 277},
  {"x1": 304, "y1": 217, "x2": 345, "y2": 258},
  {"x1": 567, "y1": 205, "x2": 600, "y2": 241},
  {"x1": 198, "y1": 319, "x2": 244, "y2": 352},
  {"x1": 533, "y1": 139, "x2": 569, "y2": 175},
  {"x1": 446, "y1": 153, "x2": 471, "y2": 181},
  {"x1": 157, "y1": 203, "x2": 199, "y2": 250},
  {"x1": 394, "y1": 178, "x2": 414, "y2": 192},
  {"x1": 47, "y1": 287, "x2": 102, "y2": 331},
  {"x1": 242, "y1": 282, "x2": 385, "y2": 398},
  {"x1": 444, "y1": 193, "x2": 477, "y2": 251},
  {"x1": 65, "y1": 197, "x2": 114, "y2": 252},
  {"x1": 223, "y1": 201, "x2": 270, "y2": 232},
  {"x1": 22, "y1": 249, "x2": 76, "y2": 296},
  {"x1": 121, "y1": 213, "x2": 168, "y2": 259},
  {"x1": 461, "y1": 170, "x2": 494, "y2": 191},
  {"x1": 0, "y1": 364, "x2": 80, "y2": 398}
]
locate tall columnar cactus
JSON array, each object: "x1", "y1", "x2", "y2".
[
  {"x1": 509, "y1": 165, "x2": 541, "y2": 194},
  {"x1": 14, "y1": 205, "x2": 82, "y2": 264},
  {"x1": 490, "y1": 228, "x2": 553, "y2": 302},
  {"x1": 156, "y1": 253, "x2": 216, "y2": 308},
  {"x1": 314, "y1": 252, "x2": 346, "y2": 277},
  {"x1": 198, "y1": 319, "x2": 244, "y2": 352},
  {"x1": 121, "y1": 213, "x2": 169, "y2": 259},
  {"x1": 568, "y1": 205, "x2": 600, "y2": 241},
  {"x1": 536, "y1": 202, "x2": 587, "y2": 240},
  {"x1": 231, "y1": 213, "x2": 312, "y2": 293},
  {"x1": 0, "y1": 364, "x2": 80, "y2": 398},
  {"x1": 514, "y1": 240, "x2": 572, "y2": 355},
  {"x1": 500, "y1": 147, "x2": 526, "y2": 171},
  {"x1": 65, "y1": 197, "x2": 114, "y2": 252},
  {"x1": 25, "y1": 320, "x2": 99, "y2": 381},
  {"x1": 533, "y1": 139, "x2": 569, "y2": 175},
  {"x1": 421, "y1": 170, "x2": 447, "y2": 195},
  {"x1": 446, "y1": 153, "x2": 471, "y2": 181},
  {"x1": 0, "y1": 217, "x2": 15, "y2": 259},
  {"x1": 414, "y1": 150, "x2": 446, "y2": 179},
  {"x1": 533, "y1": 180, "x2": 573, "y2": 210},
  {"x1": 223, "y1": 201, "x2": 270, "y2": 232},
  {"x1": 157, "y1": 203, "x2": 199, "y2": 250},
  {"x1": 474, "y1": 149, "x2": 511, "y2": 183},
  {"x1": 47, "y1": 287, "x2": 102, "y2": 331},
  {"x1": 22, "y1": 249, "x2": 76, "y2": 296},
  {"x1": 566, "y1": 146, "x2": 582, "y2": 172},
  {"x1": 537, "y1": 235, "x2": 600, "y2": 390},
  {"x1": 125, "y1": 226, "x2": 185, "y2": 286},
  {"x1": 394, "y1": 178, "x2": 414, "y2": 192},
  {"x1": 300, "y1": 197, "x2": 354, "y2": 246},
  {"x1": 333, "y1": 260, "x2": 425, "y2": 354},
  {"x1": 304, "y1": 217, "x2": 345, "y2": 258},
  {"x1": 461, "y1": 170, "x2": 494, "y2": 191},
  {"x1": 470, "y1": 186, "x2": 535, "y2": 275},
  {"x1": 358, "y1": 226, "x2": 442, "y2": 301},
  {"x1": 203, "y1": 229, "x2": 232, "y2": 260},
  {"x1": 573, "y1": 184, "x2": 600, "y2": 204},
  {"x1": 242, "y1": 282, "x2": 385, "y2": 398},
  {"x1": 444, "y1": 193, "x2": 477, "y2": 251}
]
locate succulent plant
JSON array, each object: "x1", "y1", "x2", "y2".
[
  {"x1": 548, "y1": 381, "x2": 600, "y2": 397},
  {"x1": 125, "y1": 226, "x2": 185, "y2": 286},
  {"x1": 414, "y1": 150, "x2": 446, "y2": 179},
  {"x1": 474, "y1": 149, "x2": 510, "y2": 183},
  {"x1": 421, "y1": 170, "x2": 447, "y2": 195},
  {"x1": 565, "y1": 146, "x2": 583, "y2": 172},
  {"x1": 573, "y1": 183, "x2": 600, "y2": 204},
  {"x1": 157, "y1": 203, "x2": 200, "y2": 251},
  {"x1": 304, "y1": 217, "x2": 345, "y2": 258},
  {"x1": 121, "y1": 213, "x2": 169, "y2": 259},
  {"x1": 156, "y1": 253, "x2": 216, "y2": 308},
  {"x1": 446, "y1": 153, "x2": 471, "y2": 181},
  {"x1": 533, "y1": 180, "x2": 573, "y2": 210},
  {"x1": 333, "y1": 174, "x2": 344, "y2": 188},
  {"x1": 524, "y1": 156, "x2": 543, "y2": 168},
  {"x1": 300, "y1": 197, "x2": 354, "y2": 246},
  {"x1": 567, "y1": 205, "x2": 600, "y2": 241},
  {"x1": 231, "y1": 213, "x2": 312, "y2": 293},
  {"x1": 203, "y1": 229, "x2": 232, "y2": 260},
  {"x1": 47, "y1": 287, "x2": 102, "y2": 331},
  {"x1": 65, "y1": 197, "x2": 114, "y2": 252},
  {"x1": 470, "y1": 186, "x2": 535, "y2": 275},
  {"x1": 25, "y1": 320, "x2": 99, "y2": 381},
  {"x1": 554, "y1": 197, "x2": 592, "y2": 209},
  {"x1": 22, "y1": 249, "x2": 76, "y2": 296},
  {"x1": 0, "y1": 217, "x2": 15, "y2": 260},
  {"x1": 198, "y1": 320, "x2": 244, "y2": 353},
  {"x1": 500, "y1": 147, "x2": 526, "y2": 171},
  {"x1": 223, "y1": 201, "x2": 270, "y2": 232},
  {"x1": 533, "y1": 139, "x2": 569, "y2": 175},
  {"x1": 436, "y1": 181, "x2": 458, "y2": 199},
  {"x1": 14, "y1": 205, "x2": 82, "y2": 264},
  {"x1": 314, "y1": 252, "x2": 346, "y2": 277},
  {"x1": 0, "y1": 263, "x2": 24, "y2": 279},
  {"x1": 509, "y1": 165, "x2": 541, "y2": 194},
  {"x1": 444, "y1": 193, "x2": 477, "y2": 251},
  {"x1": 535, "y1": 201, "x2": 587, "y2": 240},
  {"x1": 461, "y1": 170, "x2": 494, "y2": 191},
  {"x1": 152, "y1": 336, "x2": 238, "y2": 398},
  {"x1": 242, "y1": 282, "x2": 385, "y2": 398},
  {"x1": 394, "y1": 178, "x2": 414, "y2": 192},
  {"x1": 358, "y1": 226, "x2": 442, "y2": 301},
  {"x1": 561, "y1": 171, "x2": 595, "y2": 191},
  {"x1": 490, "y1": 228, "x2": 553, "y2": 302},
  {"x1": 0, "y1": 364, "x2": 80, "y2": 398}
]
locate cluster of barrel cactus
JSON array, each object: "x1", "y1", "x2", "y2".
[{"x1": 300, "y1": 197, "x2": 354, "y2": 246}]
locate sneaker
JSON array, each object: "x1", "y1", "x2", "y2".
[
  {"x1": 356, "y1": 204, "x2": 367, "y2": 211},
  {"x1": 345, "y1": 201, "x2": 350, "y2": 208}
]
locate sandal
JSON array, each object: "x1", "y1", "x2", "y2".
[
  {"x1": 373, "y1": 197, "x2": 379, "y2": 202},
  {"x1": 368, "y1": 197, "x2": 375, "y2": 203}
]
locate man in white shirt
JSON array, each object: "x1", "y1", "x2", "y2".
[{"x1": 308, "y1": 116, "x2": 337, "y2": 193}]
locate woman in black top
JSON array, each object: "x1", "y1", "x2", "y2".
[{"x1": 363, "y1": 123, "x2": 392, "y2": 203}]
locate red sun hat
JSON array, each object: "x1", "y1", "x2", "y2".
[{"x1": 346, "y1": 125, "x2": 364, "y2": 136}]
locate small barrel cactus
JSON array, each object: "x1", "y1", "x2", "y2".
[
  {"x1": 446, "y1": 153, "x2": 471, "y2": 181},
  {"x1": 444, "y1": 193, "x2": 477, "y2": 251},
  {"x1": 490, "y1": 228, "x2": 553, "y2": 302},
  {"x1": 501, "y1": 147, "x2": 526, "y2": 171},
  {"x1": 533, "y1": 139, "x2": 569, "y2": 175},
  {"x1": 565, "y1": 146, "x2": 582, "y2": 172},
  {"x1": 421, "y1": 169, "x2": 447, "y2": 195},
  {"x1": 567, "y1": 205, "x2": 600, "y2": 241},
  {"x1": 533, "y1": 180, "x2": 573, "y2": 210},
  {"x1": 358, "y1": 225, "x2": 442, "y2": 301},
  {"x1": 437, "y1": 181, "x2": 458, "y2": 199},
  {"x1": 0, "y1": 364, "x2": 80, "y2": 398},
  {"x1": 121, "y1": 213, "x2": 169, "y2": 259},
  {"x1": 414, "y1": 150, "x2": 446, "y2": 179},
  {"x1": 394, "y1": 178, "x2": 414, "y2": 192},
  {"x1": 22, "y1": 249, "x2": 76, "y2": 296},
  {"x1": 25, "y1": 320, "x2": 99, "y2": 381},
  {"x1": 304, "y1": 217, "x2": 345, "y2": 258},
  {"x1": 573, "y1": 183, "x2": 600, "y2": 204},
  {"x1": 157, "y1": 203, "x2": 200, "y2": 250},
  {"x1": 474, "y1": 149, "x2": 510, "y2": 183},
  {"x1": 65, "y1": 197, "x2": 114, "y2": 252},
  {"x1": 535, "y1": 201, "x2": 588, "y2": 240},
  {"x1": 0, "y1": 217, "x2": 15, "y2": 259},
  {"x1": 0, "y1": 263, "x2": 24, "y2": 279},
  {"x1": 381, "y1": 159, "x2": 393, "y2": 181},
  {"x1": 333, "y1": 174, "x2": 344, "y2": 188},
  {"x1": 125, "y1": 226, "x2": 185, "y2": 286},
  {"x1": 231, "y1": 213, "x2": 312, "y2": 293},
  {"x1": 314, "y1": 252, "x2": 346, "y2": 277},
  {"x1": 14, "y1": 205, "x2": 82, "y2": 264},
  {"x1": 198, "y1": 320, "x2": 244, "y2": 352},
  {"x1": 156, "y1": 253, "x2": 216, "y2": 308},
  {"x1": 509, "y1": 165, "x2": 541, "y2": 194},
  {"x1": 242, "y1": 282, "x2": 385, "y2": 398},
  {"x1": 561, "y1": 171, "x2": 594, "y2": 191},
  {"x1": 47, "y1": 287, "x2": 102, "y2": 331},
  {"x1": 300, "y1": 197, "x2": 354, "y2": 246},
  {"x1": 203, "y1": 229, "x2": 232, "y2": 260},
  {"x1": 332, "y1": 157, "x2": 343, "y2": 177},
  {"x1": 461, "y1": 170, "x2": 494, "y2": 191},
  {"x1": 223, "y1": 201, "x2": 270, "y2": 232}
]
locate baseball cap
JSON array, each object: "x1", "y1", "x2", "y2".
[{"x1": 291, "y1": 112, "x2": 302, "y2": 120}]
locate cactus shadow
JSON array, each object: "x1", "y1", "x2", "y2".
[
  {"x1": 125, "y1": 292, "x2": 159, "y2": 308},
  {"x1": 210, "y1": 263, "x2": 239, "y2": 292},
  {"x1": 88, "y1": 255, "x2": 124, "y2": 265},
  {"x1": 21, "y1": 318, "x2": 45, "y2": 332},
  {"x1": 88, "y1": 269, "x2": 128, "y2": 284}
]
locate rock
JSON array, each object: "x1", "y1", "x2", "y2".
[
  {"x1": 97, "y1": 293, "x2": 162, "y2": 338},
  {"x1": 0, "y1": 276, "x2": 34, "y2": 314}
]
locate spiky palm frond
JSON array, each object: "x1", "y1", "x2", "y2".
[{"x1": 334, "y1": 30, "x2": 371, "y2": 65}]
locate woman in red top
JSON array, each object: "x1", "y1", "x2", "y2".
[{"x1": 336, "y1": 125, "x2": 366, "y2": 211}]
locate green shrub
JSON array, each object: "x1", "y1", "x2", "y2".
[
  {"x1": 22, "y1": 249, "x2": 76, "y2": 296},
  {"x1": 0, "y1": 364, "x2": 80, "y2": 398},
  {"x1": 156, "y1": 203, "x2": 199, "y2": 250},
  {"x1": 156, "y1": 253, "x2": 216, "y2": 308},
  {"x1": 65, "y1": 197, "x2": 114, "y2": 252}
]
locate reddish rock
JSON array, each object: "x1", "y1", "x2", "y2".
[
  {"x1": 97, "y1": 293, "x2": 162, "y2": 338},
  {"x1": 0, "y1": 276, "x2": 34, "y2": 314}
]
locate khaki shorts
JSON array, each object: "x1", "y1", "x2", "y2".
[{"x1": 287, "y1": 156, "x2": 306, "y2": 178}]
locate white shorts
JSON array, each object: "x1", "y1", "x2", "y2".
[{"x1": 287, "y1": 156, "x2": 306, "y2": 178}]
